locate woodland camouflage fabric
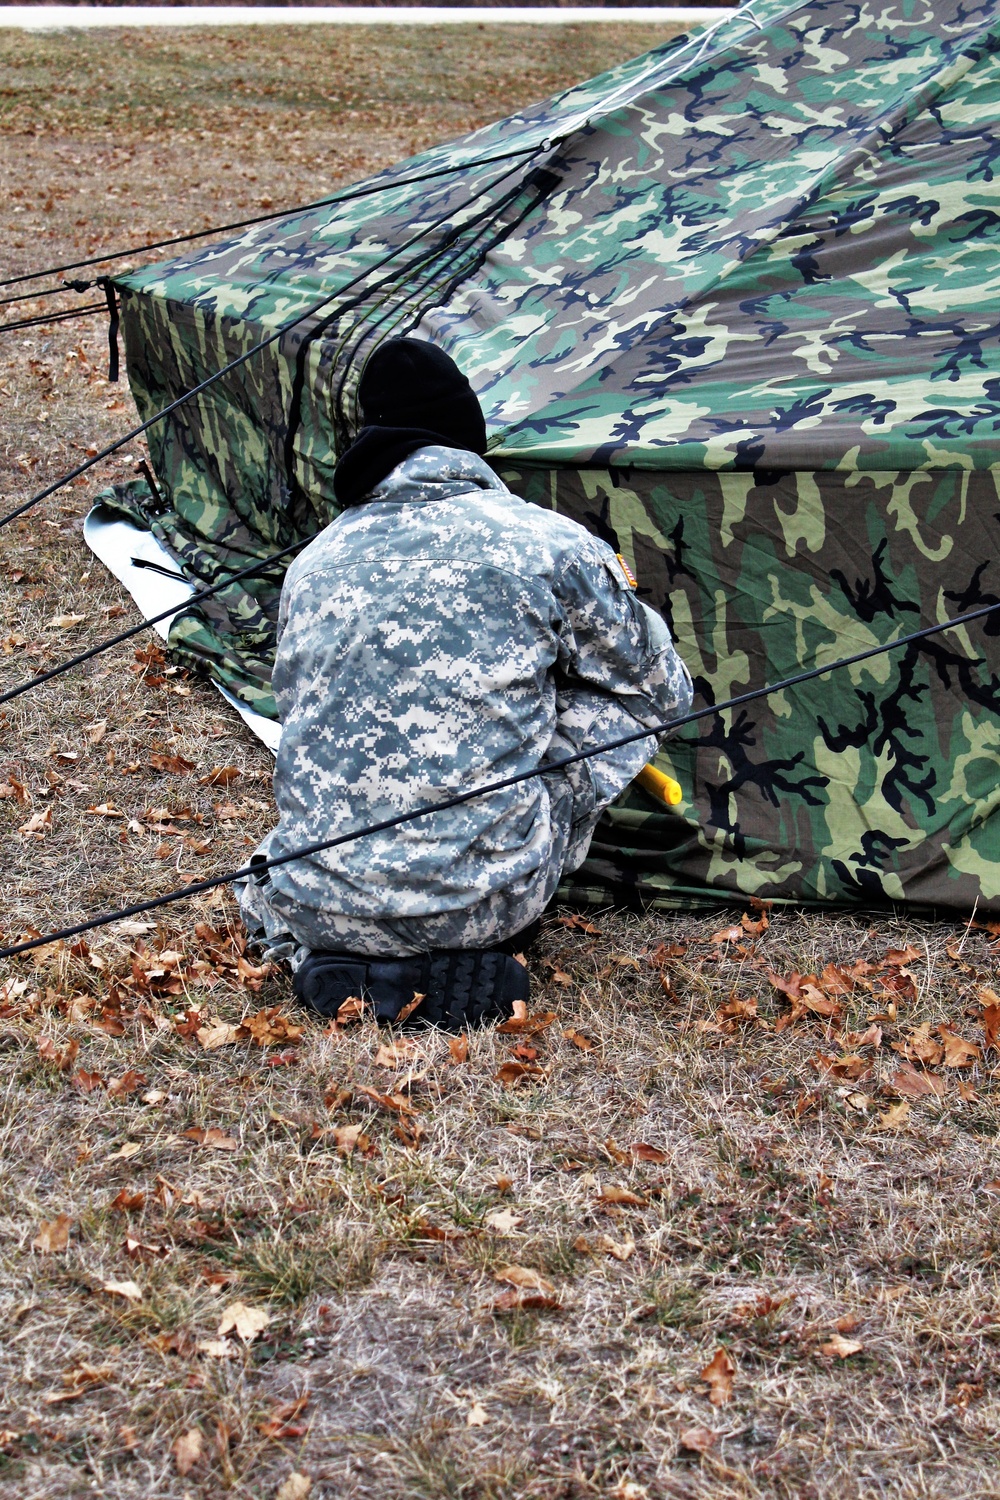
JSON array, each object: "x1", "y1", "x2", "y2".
[
  {"x1": 504, "y1": 463, "x2": 1000, "y2": 915},
  {"x1": 104, "y1": 0, "x2": 1000, "y2": 911}
]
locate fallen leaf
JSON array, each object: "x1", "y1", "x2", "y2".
[
  {"x1": 46, "y1": 613, "x2": 85, "y2": 629},
  {"x1": 196, "y1": 1339, "x2": 236, "y2": 1359},
  {"x1": 485, "y1": 1208, "x2": 523, "y2": 1235},
  {"x1": 494, "y1": 1264, "x2": 554, "y2": 1295},
  {"x1": 820, "y1": 1333, "x2": 864, "y2": 1358},
  {"x1": 889, "y1": 1064, "x2": 945, "y2": 1100},
  {"x1": 19, "y1": 807, "x2": 52, "y2": 837},
  {"x1": 275, "y1": 1474, "x2": 312, "y2": 1500},
  {"x1": 563, "y1": 1028, "x2": 597, "y2": 1051},
  {"x1": 71, "y1": 1068, "x2": 106, "y2": 1093},
  {"x1": 466, "y1": 1401, "x2": 489, "y2": 1427},
  {"x1": 43, "y1": 1361, "x2": 113, "y2": 1404},
  {"x1": 183, "y1": 1127, "x2": 239, "y2": 1151},
  {"x1": 884, "y1": 945, "x2": 921, "y2": 966},
  {"x1": 891, "y1": 1022, "x2": 944, "y2": 1067},
  {"x1": 331, "y1": 1123, "x2": 368, "y2": 1156},
  {"x1": 937, "y1": 1025, "x2": 981, "y2": 1069},
  {"x1": 556, "y1": 913, "x2": 602, "y2": 935},
  {"x1": 37, "y1": 1036, "x2": 79, "y2": 1072},
  {"x1": 710, "y1": 925, "x2": 743, "y2": 944},
  {"x1": 107, "y1": 1141, "x2": 143, "y2": 1162},
  {"x1": 124, "y1": 1236, "x2": 169, "y2": 1262},
  {"x1": 374, "y1": 1039, "x2": 420, "y2": 1069},
  {"x1": 199, "y1": 765, "x2": 241, "y2": 786},
  {"x1": 494, "y1": 1061, "x2": 546, "y2": 1087},
  {"x1": 256, "y1": 1394, "x2": 309, "y2": 1440},
  {"x1": 490, "y1": 1288, "x2": 560, "y2": 1313},
  {"x1": 100, "y1": 1280, "x2": 143, "y2": 1303},
  {"x1": 700, "y1": 1347, "x2": 735, "y2": 1406},
  {"x1": 596, "y1": 1187, "x2": 647, "y2": 1209},
  {"x1": 173, "y1": 1428, "x2": 203, "y2": 1476},
  {"x1": 108, "y1": 1070, "x2": 147, "y2": 1098},
  {"x1": 980, "y1": 993, "x2": 1000, "y2": 1053},
  {"x1": 85, "y1": 803, "x2": 123, "y2": 818},
  {"x1": 630, "y1": 1143, "x2": 669, "y2": 1164},
  {"x1": 108, "y1": 1189, "x2": 145, "y2": 1213},
  {"x1": 240, "y1": 1007, "x2": 304, "y2": 1047},
  {"x1": 196, "y1": 1022, "x2": 243, "y2": 1051},
  {"x1": 32, "y1": 1213, "x2": 72, "y2": 1253},
  {"x1": 448, "y1": 1034, "x2": 469, "y2": 1065},
  {"x1": 354, "y1": 1083, "x2": 416, "y2": 1116},
  {"x1": 149, "y1": 753, "x2": 195, "y2": 775},
  {"x1": 394, "y1": 991, "x2": 426, "y2": 1025},
  {"x1": 593, "y1": 1233, "x2": 636, "y2": 1261},
  {"x1": 679, "y1": 1426, "x2": 717, "y2": 1454},
  {"x1": 217, "y1": 1301, "x2": 271, "y2": 1343},
  {"x1": 496, "y1": 1009, "x2": 557, "y2": 1035}
]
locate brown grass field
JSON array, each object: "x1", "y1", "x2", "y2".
[{"x1": 2, "y1": 21, "x2": 1000, "y2": 1500}]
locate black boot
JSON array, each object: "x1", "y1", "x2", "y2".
[{"x1": 292, "y1": 947, "x2": 529, "y2": 1032}]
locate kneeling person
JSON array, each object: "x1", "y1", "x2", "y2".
[{"x1": 240, "y1": 339, "x2": 693, "y2": 1027}]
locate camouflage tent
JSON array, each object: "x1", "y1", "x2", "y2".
[{"x1": 104, "y1": 0, "x2": 1000, "y2": 914}]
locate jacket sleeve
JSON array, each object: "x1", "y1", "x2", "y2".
[{"x1": 553, "y1": 537, "x2": 694, "y2": 732}]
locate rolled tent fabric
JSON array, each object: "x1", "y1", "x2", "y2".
[{"x1": 97, "y1": 0, "x2": 1000, "y2": 913}]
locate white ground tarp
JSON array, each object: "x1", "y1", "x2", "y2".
[{"x1": 83, "y1": 505, "x2": 282, "y2": 752}]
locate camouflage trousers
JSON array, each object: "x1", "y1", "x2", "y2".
[{"x1": 238, "y1": 688, "x2": 656, "y2": 961}]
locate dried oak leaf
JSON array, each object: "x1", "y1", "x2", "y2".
[
  {"x1": 889, "y1": 1063, "x2": 946, "y2": 1100},
  {"x1": 257, "y1": 1394, "x2": 310, "y2": 1440},
  {"x1": 496, "y1": 1009, "x2": 557, "y2": 1035},
  {"x1": 239, "y1": 1008, "x2": 304, "y2": 1047},
  {"x1": 679, "y1": 1426, "x2": 717, "y2": 1455},
  {"x1": 980, "y1": 990, "x2": 1000, "y2": 1052},
  {"x1": 891, "y1": 1022, "x2": 944, "y2": 1067},
  {"x1": 563, "y1": 1028, "x2": 596, "y2": 1051},
  {"x1": 937, "y1": 1025, "x2": 980, "y2": 1069},
  {"x1": 374, "y1": 1039, "x2": 421, "y2": 1069},
  {"x1": 275, "y1": 1474, "x2": 312, "y2": 1500},
  {"x1": 100, "y1": 1280, "x2": 143, "y2": 1302},
  {"x1": 484, "y1": 1208, "x2": 523, "y2": 1235},
  {"x1": 32, "y1": 1212, "x2": 73, "y2": 1253},
  {"x1": 630, "y1": 1143, "x2": 669, "y2": 1164},
  {"x1": 494, "y1": 1264, "x2": 554, "y2": 1295},
  {"x1": 107, "y1": 1070, "x2": 147, "y2": 1098},
  {"x1": 876, "y1": 1100, "x2": 912, "y2": 1131},
  {"x1": 199, "y1": 765, "x2": 240, "y2": 786},
  {"x1": 700, "y1": 1347, "x2": 735, "y2": 1406},
  {"x1": 332, "y1": 1124, "x2": 371, "y2": 1156},
  {"x1": 596, "y1": 1187, "x2": 647, "y2": 1209},
  {"x1": 217, "y1": 1301, "x2": 271, "y2": 1343},
  {"x1": 820, "y1": 1333, "x2": 864, "y2": 1358},
  {"x1": 593, "y1": 1233, "x2": 635, "y2": 1261},
  {"x1": 108, "y1": 1189, "x2": 145, "y2": 1213},
  {"x1": 149, "y1": 753, "x2": 195, "y2": 775},
  {"x1": 448, "y1": 1033, "x2": 469, "y2": 1065},
  {"x1": 173, "y1": 1428, "x2": 203, "y2": 1476},
  {"x1": 494, "y1": 1060, "x2": 546, "y2": 1088},
  {"x1": 182, "y1": 1127, "x2": 239, "y2": 1151}
]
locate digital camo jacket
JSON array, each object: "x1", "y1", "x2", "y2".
[{"x1": 249, "y1": 446, "x2": 692, "y2": 931}]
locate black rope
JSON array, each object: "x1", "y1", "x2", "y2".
[
  {"x1": 0, "y1": 141, "x2": 547, "y2": 293},
  {"x1": 0, "y1": 283, "x2": 96, "y2": 312},
  {"x1": 0, "y1": 532, "x2": 316, "y2": 710},
  {"x1": 2, "y1": 597, "x2": 998, "y2": 962},
  {"x1": 0, "y1": 149, "x2": 544, "y2": 533},
  {"x1": 0, "y1": 303, "x2": 106, "y2": 335}
]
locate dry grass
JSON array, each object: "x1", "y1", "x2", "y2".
[{"x1": 2, "y1": 22, "x2": 1000, "y2": 1500}]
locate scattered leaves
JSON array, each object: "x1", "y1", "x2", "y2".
[
  {"x1": 32, "y1": 1213, "x2": 72, "y2": 1253},
  {"x1": 700, "y1": 1348, "x2": 735, "y2": 1406},
  {"x1": 217, "y1": 1301, "x2": 271, "y2": 1344}
]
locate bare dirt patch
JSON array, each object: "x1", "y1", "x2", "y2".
[{"x1": 2, "y1": 22, "x2": 1000, "y2": 1500}]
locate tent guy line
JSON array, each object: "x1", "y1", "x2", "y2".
[
  {"x1": 0, "y1": 139, "x2": 548, "y2": 296},
  {"x1": 0, "y1": 147, "x2": 547, "y2": 532},
  {"x1": 2, "y1": 595, "x2": 999, "y2": 963},
  {"x1": 0, "y1": 532, "x2": 317, "y2": 711}
]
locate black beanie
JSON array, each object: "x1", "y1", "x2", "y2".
[{"x1": 357, "y1": 337, "x2": 487, "y2": 455}]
